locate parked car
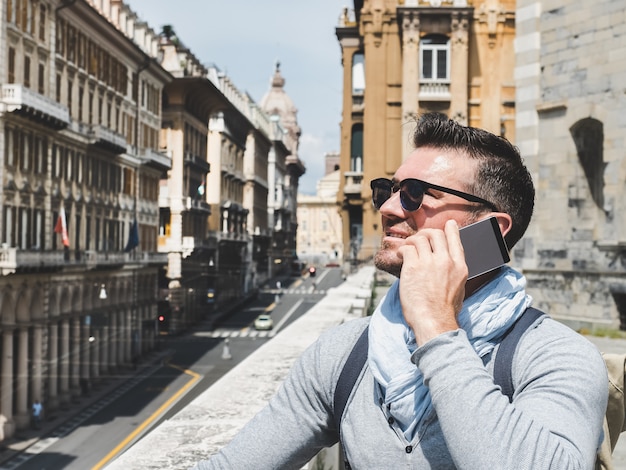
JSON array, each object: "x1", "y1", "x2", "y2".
[
  {"x1": 308, "y1": 266, "x2": 317, "y2": 277},
  {"x1": 254, "y1": 314, "x2": 273, "y2": 330}
]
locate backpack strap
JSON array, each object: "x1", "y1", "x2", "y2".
[
  {"x1": 334, "y1": 307, "x2": 548, "y2": 432},
  {"x1": 493, "y1": 307, "x2": 547, "y2": 402},
  {"x1": 333, "y1": 325, "x2": 369, "y2": 433}
]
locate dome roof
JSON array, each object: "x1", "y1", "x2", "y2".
[
  {"x1": 260, "y1": 61, "x2": 301, "y2": 158},
  {"x1": 260, "y1": 62, "x2": 298, "y2": 126}
]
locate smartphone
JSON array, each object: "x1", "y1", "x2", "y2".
[{"x1": 459, "y1": 216, "x2": 510, "y2": 279}]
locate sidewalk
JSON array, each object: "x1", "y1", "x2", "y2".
[{"x1": 0, "y1": 349, "x2": 170, "y2": 467}]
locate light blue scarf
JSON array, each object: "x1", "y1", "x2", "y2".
[{"x1": 368, "y1": 266, "x2": 532, "y2": 441}]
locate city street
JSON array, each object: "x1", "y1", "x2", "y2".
[{"x1": 0, "y1": 268, "x2": 343, "y2": 470}]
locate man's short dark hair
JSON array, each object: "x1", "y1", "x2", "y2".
[{"x1": 412, "y1": 112, "x2": 535, "y2": 248}]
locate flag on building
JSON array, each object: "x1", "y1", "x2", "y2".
[
  {"x1": 197, "y1": 178, "x2": 205, "y2": 197},
  {"x1": 54, "y1": 207, "x2": 70, "y2": 247},
  {"x1": 124, "y1": 219, "x2": 139, "y2": 252}
]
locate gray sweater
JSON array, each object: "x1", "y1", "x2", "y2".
[{"x1": 194, "y1": 315, "x2": 608, "y2": 469}]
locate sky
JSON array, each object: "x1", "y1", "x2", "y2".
[{"x1": 127, "y1": 0, "x2": 347, "y2": 195}]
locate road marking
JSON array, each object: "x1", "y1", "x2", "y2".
[
  {"x1": 91, "y1": 363, "x2": 201, "y2": 470},
  {"x1": 273, "y1": 299, "x2": 304, "y2": 332}
]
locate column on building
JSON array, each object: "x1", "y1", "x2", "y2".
[
  {"x1": 123, "y1": 308, "x2": 131, "y2": 364},
  {"x1": 109, "y1": 313, "x2": 118, "y2": 371},
  {"x1": 91, "y1": 329, "x2": 100, "y2": 381},
  {"x1": 401, "y1": 10, "x2": 420, "y2": 160},
  {"x1": 14, "y1": 328, "x2": 29, "y2": 429},
  {"x1": 81, "y1": 317, "x2": 91, "y2": 391},
  {"x1": 449, "y1": 11, "x2": 470, "y2": 125},
  {"x1": 31, "y1": 325, "x2": 43, "y2": 403},
  {"x1": 70, "y1": 317, "x2": 81, "y2": 398},
  {"x1": 48, "y1": 321, "x2": 59, "y2": 411},
  {"x1": 59, "y1": 318, "x2": 70, "y2": 406},
  {"x1": 0, "y1": 330, "x2": 14, "y2": 439},
  {"x1": 101, "y1": 323, "x2": 110, "y2": 374}
]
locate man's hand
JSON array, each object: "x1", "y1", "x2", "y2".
[{"x1": 397, "y1": 219, "x2": 468, "y2": 346}]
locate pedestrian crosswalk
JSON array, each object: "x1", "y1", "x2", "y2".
[
  {"x1": 194, "y1": 328, "x2": 275, "y2": 339},
  {"x1": 261, "y1": 287, "x2": 326, "y2": 296}
]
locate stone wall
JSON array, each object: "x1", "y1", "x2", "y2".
[{"x1": 515, "y1": 0, "x2": 626, "y2": 330}]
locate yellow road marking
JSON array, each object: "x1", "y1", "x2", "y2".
[{"x1": 91, "y1": 363, "x2": 201, "y2": 470}]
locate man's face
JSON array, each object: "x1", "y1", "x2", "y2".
[{"x1": 373, "y1": 147, "x2": 480, "y2": 277}]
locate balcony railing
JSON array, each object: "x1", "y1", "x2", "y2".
[
  {"x1": 1, "y1": 84, "x2": 70, "y2": 129},
  {"x1": 352, "y1": 92, "x2": 364, "y2": 112},
  {"x1": 185, "y1": 197, "x2": 211, "y2": 214},
  {"x1": 419, "y1": 81, "x2": 451, "y2": 101},
  {"x1": 139, "y1": 148, "x2": 171, "y2": 171},
  {"x1": 0, "y1": 247, "x2": 165, "y2": 274},
  {"x1": 89, "y1": 125, "x2": 127, "y2": 154},
  {"x1": 184, "y1": 152, "x2": 211, "y2": 173},
  {"x1": 344, "y1": 171, "x2": 363, "y2": 196}
]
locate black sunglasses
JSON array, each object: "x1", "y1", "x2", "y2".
[{"x1": 370, "y1": 178, "x2": 498, "y2": 212}]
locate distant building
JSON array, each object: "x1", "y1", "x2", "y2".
[
  {"x1": 515, "y1": 0, "x2": 626, "y2": 330},
  {"x1": 335, "y1": 0, "x2": 516, "y2": 263},
  {"x1": 260, "y1": 63, "x2": 306, "y2": 274},
  {"x1": 297, "y1": 153, "x2": 343, "y2": 266}
]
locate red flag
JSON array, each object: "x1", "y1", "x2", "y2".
[{"x1": 54, "y1": 207, "x2": 70, "y2": 247}]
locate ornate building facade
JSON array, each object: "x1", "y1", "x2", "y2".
[
  {"x1": 0, "y1": 0, "x2": 305, "y2": 443},
  {"x1": 260, "y1": 63, "x2": 305, "y2": 275},
  {"x1": 335, "y1": 0, "x2": 516, "y2": 262},
  {"x1": 0, "y1": 0, "x2": 170, "y2": 440}
]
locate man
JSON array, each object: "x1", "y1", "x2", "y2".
[{"x1": 193, "y1": 113, "x2": 607, "y2": 469}]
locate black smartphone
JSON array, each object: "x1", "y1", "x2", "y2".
[{"x1": 459, "y1": 216, "x2": 510, "y2": 279}]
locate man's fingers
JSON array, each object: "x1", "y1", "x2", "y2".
[{"x1": 445, "y1": 219, "x2": 466, "y2": 265}]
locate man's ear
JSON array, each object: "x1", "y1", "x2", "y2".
[{"x1": 493, "y1": 213, "x2": 513, "y2": 238}]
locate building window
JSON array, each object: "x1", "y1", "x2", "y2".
[
  {"x1": 420, "y1": 34, "x2": 450, "y2": 82},
  {"x1": 24, "y1": 55, "x2": 31, "y2": 88},
  {"x1": 352, "y1": 52, "x2": 365, "y2": 93},
  {"x1": 78, "y1": 86, "x2": 84, "y2": 121},
  {"x1": 3, "y1": 206, "x2": 15, "y2": 246},
  {"x1": 19, "y1": 207, "x2": 30, "y2": 250},
  {"x1": 67, "y1": 79, "x2": 73, "y2": 116},
  {"x1": 39, "y1": 4, "x2": 46, "y2": 41},
  {"x1": 570, "y1": 118, "x2": 605, "y2": 209},
  {"x1": 8, "y1": 48, "x2": 15, "y2": 83},
  {"x1": 350, "y1": 124, "x2": 363, "y2": 172},
  {"x1": 38, "y1": 63, "x2": 45, "y2": 94},
  {"x1": 34, "y1": 209, "x2": 43, "y2": 249},
  {"x1": 5, "y1": 127, "x2": 15, "y2": 167},
  {"x1": 56, "y1": 72, "x2": 61, "y2": 102}
]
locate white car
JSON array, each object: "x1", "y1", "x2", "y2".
[{"x1": 254, "y1": 314, "x2": 274, "y2": 331}]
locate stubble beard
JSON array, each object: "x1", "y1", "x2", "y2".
[{"x1": 374, "y1": 239, "x2": 402, "y2": 278}]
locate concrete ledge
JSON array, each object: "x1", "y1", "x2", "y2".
[{"x1": 107, "y1": 266, "x2": 377, "y2": 470}]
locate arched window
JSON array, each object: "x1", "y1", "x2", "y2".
[
  {"x1": 570, "y1": 118, "x2": 605, "y2": 209},
  {"x1": 420, "y1": 34, "x2": 450, "y2": 82}
]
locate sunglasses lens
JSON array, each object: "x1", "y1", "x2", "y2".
[
  {"x1": 372, "y1": 181, "x2": 392, "y2": 209},
  {"x1": 399, "y1": 180, "x2": 424, "y2": 211}
]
